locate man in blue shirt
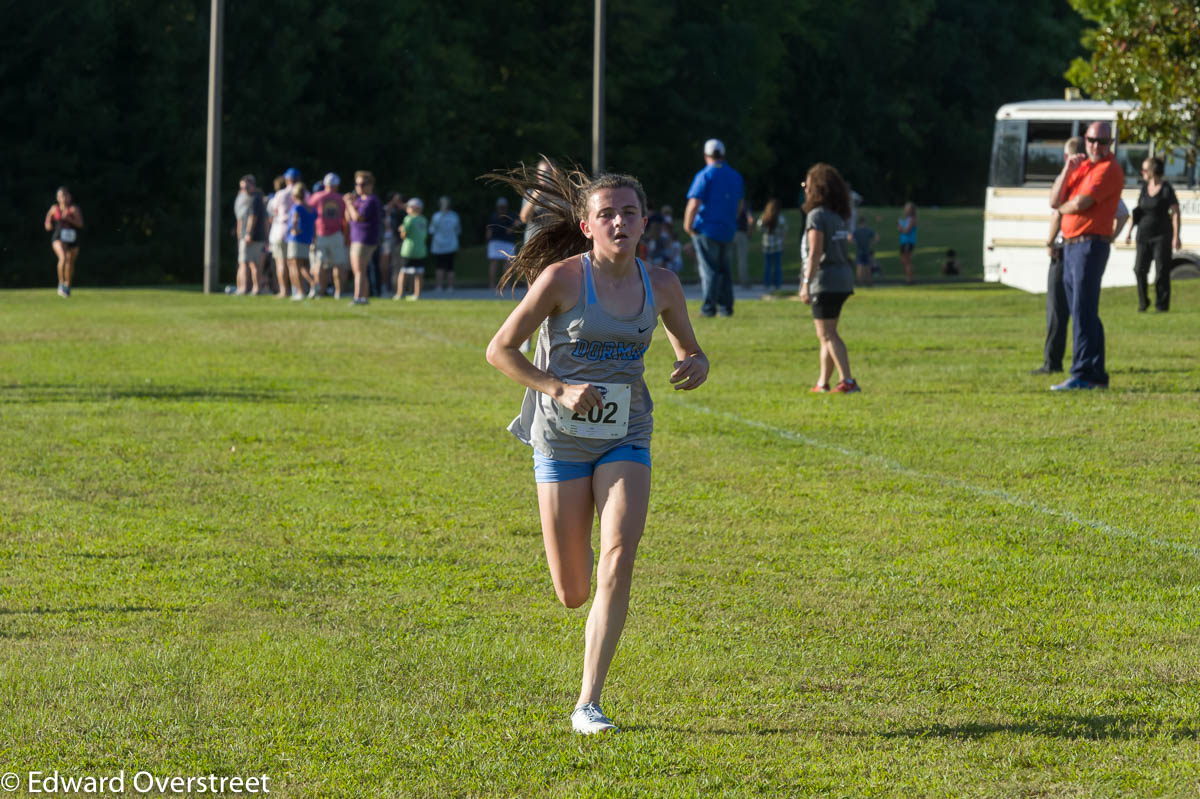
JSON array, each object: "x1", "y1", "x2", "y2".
[{"x1": 684, "y1": 139, "x2": 745, "y2": 317}]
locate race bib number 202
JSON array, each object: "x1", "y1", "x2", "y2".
[{"x1": 555, "y1": 381, "x2": 631, "y2": 439}]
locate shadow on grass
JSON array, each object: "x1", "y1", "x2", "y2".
[
  {"x1": 880, "y1": 715, "x2": 1199, "y2": 741},
  {"x1": 628, "y1": 714, "x2": 1199, "y2": 741},
  {"x1": 0, "y1": 383, "x2": 386, "y2": 405},
  {"x1": 1117, "y1": 366, "x2": 1200, "y2": 375},
  {"x1": 0, "y1": 604, "x2": 196, "y2": 615},
  {"x1": 621, "y1": 725, "x2": 805, "y2": 736}
]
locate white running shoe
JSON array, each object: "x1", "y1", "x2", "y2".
[{"x1": 571, "y1": 702, "x2": 618, "y2": 735}]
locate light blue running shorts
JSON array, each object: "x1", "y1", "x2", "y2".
[{"x1": 532, "y1": 444, "x2": 651, "y2": 483}]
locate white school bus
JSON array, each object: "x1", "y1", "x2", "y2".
[{"x1": 983, "y1": 98, "x2": 1200, "y2": 293}]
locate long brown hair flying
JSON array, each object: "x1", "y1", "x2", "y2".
[{"x1": 482, "y1": 157, "x2": 647, "y2": 290}]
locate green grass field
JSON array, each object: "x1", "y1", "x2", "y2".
[{"x1": 2, "y1": 262, "x2": 1199, "y2": 796}]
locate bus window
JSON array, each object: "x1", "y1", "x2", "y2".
[
  {"x1": 1024, "y1": 122, "x2": 1074, "y2": 182},
  {"x1": 1115, "y1": 142, "x2": 1150, "y2": 186},
  {"x1": 989, "y1": 119, "x2": 1025, "y2": 187},
  {"x1": 1162, "y1": 148, "x2": 1195, "y2": 188}
]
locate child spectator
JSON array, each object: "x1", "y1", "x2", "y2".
[
  {"x1": 396, "y1": 197, "x2": 428, "y2": 301},
  {"x1": 943, "y1": 249, "x2": 959, "y2": 276},
  {"x1": 286, "y1": 183, "x2": 316, "y2": 300},
  {"x1": 897, "y1": 202, "x2": 917, "y2": 284},
  {"x1": 852, "y1": 217, "x2": 878, "y2": 287},
  {"x1": 756, "y1": 198, "x2": 787, "y2": 291}
]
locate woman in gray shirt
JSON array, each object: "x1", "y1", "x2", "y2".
[
  {"x1": 486, "y1": 164, "x2": 708, "y2": 735},
  {"x1": 798, "y1": 163, "x2": 860, "y2": 393}
]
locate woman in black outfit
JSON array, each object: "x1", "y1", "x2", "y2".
[{"x1": 1125, "y1": 157, "x2": 1181, "y2": 312}]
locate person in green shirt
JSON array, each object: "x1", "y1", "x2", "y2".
[{"x1": 396, "y1": 197, "x2": 429, "y2": 301}]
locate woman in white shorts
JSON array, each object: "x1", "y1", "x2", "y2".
[
  {"x1": 486, "y1": 165, "x2": 708, "y2": 735},
  {"x1": 485, "y1": 197, "x2": 517, "y2": 290},
  {"x1": 266, "y1": 176, "x2": 293, "y2": 297}
]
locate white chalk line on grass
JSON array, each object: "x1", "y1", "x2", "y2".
[
  {"x1": 368, "y1": 318, "x2": 1198, "y2": 558},
  {"x1": 671, "y1": 399, "x2": 1200, "y2": 559}
]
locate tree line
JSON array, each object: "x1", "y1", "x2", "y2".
[{"x1": 2, "y1": 0, "x2": 1084, "y2": 287}]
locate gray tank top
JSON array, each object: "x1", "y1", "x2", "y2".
[{"x1": 508, "y1": 253, "x2": 658, "y2": 461}]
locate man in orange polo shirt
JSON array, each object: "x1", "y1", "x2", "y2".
[{"x1": 1048, "y1": 121, "x2": 1125, "y2": 390}]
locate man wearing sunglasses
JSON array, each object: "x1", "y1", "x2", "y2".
[{"x1": 1048, "y1": 121, "x2": 1124, "y2": 390}]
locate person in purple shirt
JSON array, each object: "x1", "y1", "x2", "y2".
[
  {"x1": 344, "y1": 170, "x2": 382, "y2": 306},
  {"x1": 684, "y1": 138, "x2": 745, "y2": 317}
]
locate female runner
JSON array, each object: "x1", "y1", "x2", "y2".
[
  {"x1": 486, "y1": 165, "x2": 708, "y2": 734},
  {"x1": 44, "y1": 187, "x2": 83, "y2": 297}
]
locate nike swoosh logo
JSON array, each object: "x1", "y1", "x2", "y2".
[{"x1": 638, "y1": 325, "x2": 652, "y2": 333}]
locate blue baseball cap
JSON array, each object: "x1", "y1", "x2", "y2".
[{"x1": 284, "y1": 167, "x2": 301, "y2": 180}]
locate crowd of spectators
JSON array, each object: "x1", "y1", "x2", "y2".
[
  {"x1": 230, "y1": 168, "x2": 462, "y2": 304},
  {"x1": 227, "y1": 157, "x2": 918, "y2": 306},
  {"x1": 44, "y1": 163, "x2": 923, "y2": 302}
]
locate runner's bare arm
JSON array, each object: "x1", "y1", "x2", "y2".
[
  {"x1": 486, "y1": 259, "x2": 603, "y2": 413},
  {"x1": 651, "y1": 267, "x2": 708, "y2": 391},
  {"x1": 44, "y1": 207, "x2": 55, "y2": 232}
]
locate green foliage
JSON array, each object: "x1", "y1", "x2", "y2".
[
  {"x1": 1066, "y1": 0, "x2": 1200, "y2": 155},
  {"x1": 2, "y1": 281, "x2": 1200, "y2": 795},
  {"x1": 3, "y1": 0, "x2": 1084, "y2": 287}
]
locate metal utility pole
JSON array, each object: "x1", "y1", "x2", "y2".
[
  {"x1": 203, "y1": 0, "x2": 224, "y2": 294},
  {"x1": 592, "y1": 0, "x2": 606, "y2": 176}
]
